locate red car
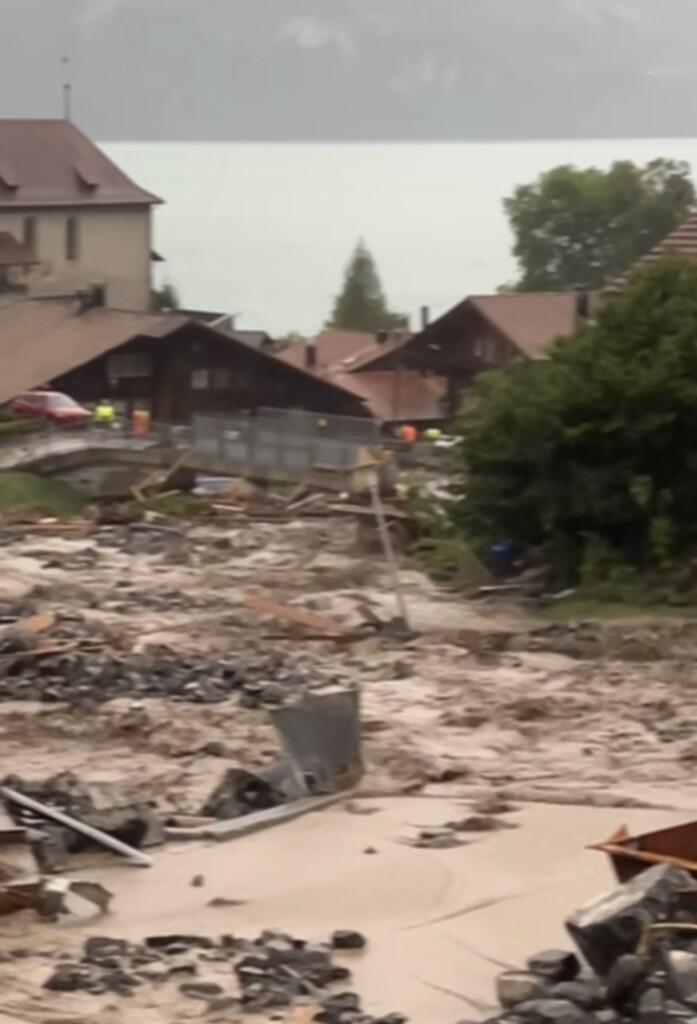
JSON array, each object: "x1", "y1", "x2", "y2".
[{"x1": 10, "y1": 390, "x2": 91, "y2": 426}]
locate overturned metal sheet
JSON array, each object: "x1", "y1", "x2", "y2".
[
  {"x1": 592, "y1": 820, "x2": 697, "y2": 883},
  {"x1": 270, "y1": 689, "x2": 362, "y2": 795}
]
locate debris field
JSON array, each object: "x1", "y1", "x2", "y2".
[{"x1": 1, "y1": 508, "x2": 697, "y2": 1020}]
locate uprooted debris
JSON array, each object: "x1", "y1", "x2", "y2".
[
  {"x1": 492, "y1": 863, "x2": 697, "y2": 1024},
  {"x1": 196, "y1": 689, "x2": 363, "y2": 828},
  {"x1": 2, "y1": 771, "x2": 162, "y2": 870},
  {"x1": 36, "y1": 927, "x2": 405, "y2": 1022}
]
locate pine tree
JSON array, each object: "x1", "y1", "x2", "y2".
[{"x1": 327, "y1": 242, "x2": 406, "y2": 333}]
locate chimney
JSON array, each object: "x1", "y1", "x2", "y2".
[
  {"x1": 575, "y1": 291, "x2": 591, "y2": 325},
  {"x1": 420, "y1": 305, "x2": 430, "y2": 330},
  {"x1": 75, "y1": 281, "x2": 106, "y2": 314},
  {"x1": 305, "y1": 341, "x2": 317, "y2": 370},
  {"x1": 376, "y1": 329, "x2": 389, "y2": 345}
]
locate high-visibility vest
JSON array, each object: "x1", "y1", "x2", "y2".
[
  {"x1": 94, "y1": 403, "x2": 115, "y2": 423},
  {"x1": 132, "y1": 409, "x2": 150, "y2": 436}
]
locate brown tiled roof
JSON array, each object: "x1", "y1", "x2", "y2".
[
  {"x1": 0, "y1": 232, "x2": 37, "y2": 267},
  {"x1": 279, "y1": 328, "x2": 412, "y2": 376},
  {"x1": 619, "y1": 211, "x2": 697, "y2": 278},
  {"x1": 0, "y1": 300, "x2": 371, "y2": 411},
  {"x1": 332, "y1": 370, "x2": 447, "y2": 423},
  {"x1": 0, "y1": 120, "x2": 160, "y2": 208},
  {"x1": 469, "y1": 293, "x2": 578, "y2": 358},
  {"x1": 0, "y1": 301, "x2": 180, "y2": 404}
]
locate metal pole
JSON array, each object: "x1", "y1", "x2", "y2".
[
  {"x1": 370, "y1": 481, "x2": 410, "y2": 633},
  {"x1": 2, "y1": 787, "x2": 152, "y2": 868}
]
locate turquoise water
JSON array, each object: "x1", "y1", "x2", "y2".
[{"x1": 105, "y1": 139, "x2": 697, "y2": 336}]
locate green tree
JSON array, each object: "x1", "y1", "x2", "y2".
[
  {"x1": 456, "y1": 257, "x2": 697, "y2": 580},
  {"x1": 327, "y1": 241, "x2": 406, "y2": 333},
  {"x1": 504, "y1": 159, "x2": 695, "y2": 292}
]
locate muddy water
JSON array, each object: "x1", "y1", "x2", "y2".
[{"x1": 0, "y1": 798, "x2": 692, "y2": 1023}]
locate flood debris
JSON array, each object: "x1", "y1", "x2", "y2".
[
  {"x1": 592, "y1": 819, "x2": 697, "y2": 884},
  {"x1": 490, "y1": 864, "x2": 697, "y2": 1023},
  {"x1": 34, "y1": 928, "x2": 405, "y2": 1022},
  {"x1": 172, "y1": 690, "x2": 363, "y2": 843},
  {"x1": 2, "y1": 781, "x2": 153, "y2": 868}
]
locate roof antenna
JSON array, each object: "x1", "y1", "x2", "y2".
[{"x1": 61, "y1": 56, "x2": 72, "y2": 121}]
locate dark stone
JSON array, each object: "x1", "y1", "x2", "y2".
[
  {"x1": 191, "y1": 874, "x2": 205, "y2": 888},
  {"x1": 548, "y1": 980, "x2": 604, "y2": 1011},
  {"x1": 314, "y1": 992, "x2": 362, "y2": 1023},
  {"x1": 207, "y1": 996, "x2": 240, "y2": 1015},
  {"x1": 201, "y1": 741, "x2": 227, "y2": 757},
  {"x1": 665, "y1": 949, "x2": 697, "y2": 1007},
  {"x1": 43, "y1": 964, "x2": 94, "y2": 993},
  {"x1": 605, "y1": 954, "x2": 647, "y2": 1007},
  {"x1": 180, "y1": 982, "x2": 225, "y2": 1001},
  {"x1": 498, "y1": 971, "x2": 550, "y2": 1008},
  {"x1": 516, "y1": 998, "x2": 593, "y2": 1024},
  {"x1": 527, "y1": 951, "x2": 580, "y2": 983},
  {"x1": 100, "y1": 970, "x2": 142, "y2": 996},
  {"x1": 565, "y1": 864, "x2": 694, "y2": 976},
  {"x1": 331, "y1": 930, "x2": 368, "y2": 950},
  {"x1": 373, "y1": 1016, "x2": 408, "y2": 1024},
  {"x1": 145, "y1": 934, "x2": 215, "y2": 951},
  {"x1": 330, "y1": 965, "x2": 352, "y2": 982},
  {"x1": 83, "y1": 935, "x2": 130, "y2": 964},
  {"x1": 636, "y1": 986, "x2": 666, "y2": 1024},
  {"x1": 167, "y1": 959, "x2": 199, "y2": 977}
]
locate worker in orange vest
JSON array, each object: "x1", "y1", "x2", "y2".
[
  {"x1": 399, "y1": 423, "x2": 417, "y2": 444},
  {"x1": 131, "y1": 406, "x2": 151, "y2": 437}
]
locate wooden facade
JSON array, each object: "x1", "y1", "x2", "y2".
[{"x1": 53, "y1": 323, "x2": 369, "y2": 422}]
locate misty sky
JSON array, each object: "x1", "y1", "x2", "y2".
[{"x1": 2, "y1": 0, "x2": 697, "y2": 140}]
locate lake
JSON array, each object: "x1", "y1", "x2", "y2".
[{"x1": 104, "y1": 139, "x2": 697, "y2": 337}]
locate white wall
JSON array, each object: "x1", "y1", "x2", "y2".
[{"x1": 0, "y1": 206, "x2": 153, "y2": 312}]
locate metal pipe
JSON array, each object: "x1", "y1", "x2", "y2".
[
  {"x1": 370, "y1": 482, "x2": 410, "y2": 631},
  {"x1": 2, "y1": 787, "x2": 152, "y2": 868}
]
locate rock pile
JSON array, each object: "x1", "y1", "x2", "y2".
[
  {"x1": 41, "y1": 929, "x2": 405, "y2": 1022},
  {"x1": 491, "y1": 864, "x2": 697, "y2": 1024},
  {"x1": 0, "y1": 635, "x2": 314, "y2": 706}
]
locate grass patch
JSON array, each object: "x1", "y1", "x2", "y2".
[
  {"x1": 538, "y1": 599, "x2": 697, "y2": 623},
  {"x1": 0, "y1": 472, "x2": 87, "y2": 518},
  {"x1": 0, "y1": 419, "x2": 43, "y2": 438}
]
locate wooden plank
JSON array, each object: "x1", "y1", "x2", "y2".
[
  {"x1": 15, "y1": 611, "x2": 56, "y2": 635},
  {"x1": 242, "y1": 596, "x2": 350, "y2": 636}
]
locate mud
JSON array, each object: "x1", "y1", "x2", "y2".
[
  {"x1": 0, "y1": 517, "x2": 696, "y2": 813},
  {"x1": 1, "y1": 516, "x2": 697, "y2": 1019}
]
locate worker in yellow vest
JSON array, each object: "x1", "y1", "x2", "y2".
[{"x1": 93, "y1": 399, "x2": 116, "y2": 428}]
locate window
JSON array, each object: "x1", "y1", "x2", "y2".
[
  {"x1": 66, "y1": 215, "x2": 79, "y2": 262},
  {"x1": 191, "y1": 368, "x2": 210, "y2": 390},
  {"x1": 473, "y1": 337, "x2": 485, "y2": 359},
  {"x1": 211, "y1": 367, "x2": 232, "y2": 390},
  {"x1": 23, "y1": 216, "x2": 36, "y2": 253},
  {"x1": 108, "y1": 352, "x2": 152, "y2": 379}
]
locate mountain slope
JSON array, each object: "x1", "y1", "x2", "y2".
[{"x1": 3, "y1": 0, "x2": 697, "y2": 140}]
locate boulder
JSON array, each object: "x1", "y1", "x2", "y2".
[
  {"x1": 665, "y1": 949, "x2": 697, "y2": 1007},
  {"x1": 565, "y1": 864, "x2": 694, "y2": 976},
  {"x1": 548, "y1": 980, "x2": 604, "y2": 1011},
  {"x1": 497, "y1": 971, "x2": 550, "y2": 1008},
  {"x1": 331, "y1": 930, "x2": 368, "y2": 951},
  {"x1": 515, "y1": 998, "x2": 594, "y2": 1024},
  {"x1": 605, "y1": 953, "x2": 647, "y2": 1008},
  {"x1": 527, "y1": 950, "x2": 580, "y2": 983}
]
